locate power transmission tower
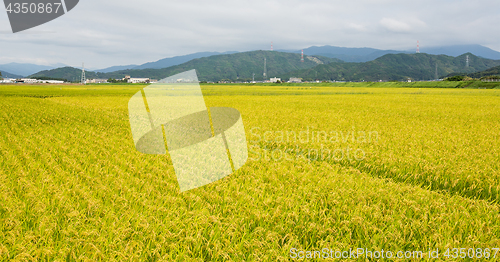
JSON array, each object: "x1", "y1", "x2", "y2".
[
  {"x1": 435, "y1": 63, "x2": 438, "y2": 80},
  {"x1": 263, "y1": 58, "x2": 267, "y2": 80},
  {"x1": 81, "y1": 63, "x2": 86, "y2": 85}
]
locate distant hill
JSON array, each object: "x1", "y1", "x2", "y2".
[
  {"x1": 94, "y1": 52, "x2": 239, "y2": 73},
  {"x1": 99, "y1": 51, "x2": 339, "y2": 81},
  {"x1": 283, "y1": 53, "x2": 500, "y2": 82},
  {"x1": 282, "y1": 44, "x2": 500, "y2": 63},
  {"x1": 30, "y1": 67, "x2": 99, "y2": 82},
  {"x1": 0, "y1": 63, "x2": 58, "y2": 77},
  {"x1": 467, "y1": 65, "x2": 500, "y2": 79},
  {"x1": 0, "y1": 70, "x2": 22, "y2": 79},
  {"x1": 29, "y1": 51, "x2": 340, "y2": 82},
  {"x1": 12, "y1": 44, "x2": 500, "y2": 79},
  {"x1": 29, "y1": 51, "x2": 500, "y2": 83},
  {"x1": 422, "y1": 45, "x2": 500, "y2": 60},
  {"x1": 132, "y1": 51, "x2": 239, "y2": 70},
  {"x1": 96, "y1": 65, "x2": 139, "y2": 73},
  {"x1": 286, "y1": 46, "x2": 410, "y2": 62}
]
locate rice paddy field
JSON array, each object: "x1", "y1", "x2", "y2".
[{"x1": 1, "y1": 83, "x2": 500, "y2": 261}]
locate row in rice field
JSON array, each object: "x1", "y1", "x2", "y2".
[
  {"x1": 201, "y1": 86, "x2": 500, "y2": 203},
  {"x1": 1, "y1": 84, "x2": 499, "y2": 260}
]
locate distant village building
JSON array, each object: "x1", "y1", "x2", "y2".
[
  {"x1": 3, "y1": 78, "x2": 65, "y2": 84},
  {"x1": 40, "y1": 80, "x2": 64, "y2": 84},
  {"x1": 123, "y1": 75, "x2": 150, "y2": 83},
  {"x1": 288, "y1": 77, "x2": 302, "y2": 83},
  {"x1": 86, "y1": 79, "x2": 108, "y2": 84},
  {"x1": 16, "y1": 78, "x2": 65, "y2": 84},
  {"x1": 18, "y1": 78, "x2": 38, "y2": 83},
  {"x1": 128, "y1": 78, "x2": 150, "y2": 83},
  {"x1": 0, "y1": 78, "x2": 16, "y2": 83},
  {"x1": 270, "y1": 77, "x2": 281, "y2": 83}
]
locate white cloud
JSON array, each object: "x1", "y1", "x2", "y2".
[
  {"x1": 345, "y1": 23, "x2": 368, "y2": 32},
  {"x1": 380, "y1": 18, "x2": 411, "y2": 33},
  {"x1": 0, "y1": 0, "x2": 498, "y2": 68}
]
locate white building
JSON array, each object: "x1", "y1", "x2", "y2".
[
  {"x1": 19, "y1": 78, "x2": 38, "y2": 83},
  {"x1": 270, "y1": 77, "x2": 281, "y2": 83},
  {"x1": 0, "y1": 78, "x2": 16, "y2": 83},
  {"x1": 86, "y1": 79, "x2": 108, "y2": 84},
  {"x1": 40, "y1": 80, "x2": 65, "y2": 84},
  {"x1": 123, "y1": 75, "x2": 150, "y2": 83},
  {"x1": 4, "y1": 78, "x2": 65, "y2": 84},
  {"x1": 288, "y1": 77, "x2": 302, "y2": 83},
  {"x1": 128, "y1": 78, "x2": 150, "y2": 83}
]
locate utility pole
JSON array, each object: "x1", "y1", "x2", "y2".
[{"x1": 435, "y1": 63, "x2": 438, "y2": 80}]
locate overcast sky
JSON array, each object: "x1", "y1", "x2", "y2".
[{"x1": 0, "y1": 0, "x2": 499, "y2": 69}]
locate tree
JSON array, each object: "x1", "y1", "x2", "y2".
[
  {"x1": 445, "y1": 75, "x2": 465, "y2": 81},
  {"x1": 0, "y1": 71, "x2": 3, "y2": 80},
  {"x1": 107, "y1": 78, "x2": 127, "y2": 83}
]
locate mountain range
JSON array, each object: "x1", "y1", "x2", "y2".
[
  {"x1": 29, "y1": 51, "x2": 500, "y2": 83},
  {"x1": 291, "y1": 44, "x2": 500, "y2": 63},
  {"x1": 94, "y1": 51, "x2": 240, "y2": 73},
  {"x1": 29, "y1": 67, "x2": 100, "y2": 82},
  {"x1": 467, "y1": 65, "x2": 500, "y2": 79},
  {"x1": 0, "y1": 70, "x2": 22, "y2": 79},
  {"x1": 282, "y1": 46, "x2": 410, "y2": 62},
  {"x1": 282, "y1": 53, "x2": 500, "y2": 82},
  {"x1": 4, "y1": 44, "x2": 500, "y2": 77},
  {"x1": 31, "y1": 51, "x2": 341, "y2": 82},
  {"x1": 0, "y1": 62, "x2": 66, "y2": 77}
]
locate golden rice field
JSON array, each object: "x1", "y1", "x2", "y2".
[{"x1": 0, "y1": 83, "x2": 500, "y2": 261}]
